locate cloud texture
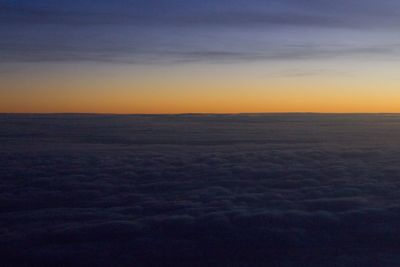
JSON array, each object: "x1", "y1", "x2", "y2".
[{"x1": 1, "y1": 114, "x2": 400, "y2": 266}]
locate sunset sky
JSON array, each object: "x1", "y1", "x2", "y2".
[{"x1": 1, "y1": 0, "x2": 400, "y2": 113}]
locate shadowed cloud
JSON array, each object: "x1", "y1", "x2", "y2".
[{"x1": 1, "y1": 114, "x2": 400, "y2": 266}]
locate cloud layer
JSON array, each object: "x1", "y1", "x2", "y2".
[{"x1": 1, "y1": 114, "x2": 400, "y2": 266}]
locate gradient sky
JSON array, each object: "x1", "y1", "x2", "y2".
[{"x1": 1, "y1": 0, "x2": 400, "y2": 113}]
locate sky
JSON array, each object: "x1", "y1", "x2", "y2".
[{"x1": 1, "y1": 0, "x2": 400, "y2": 113}]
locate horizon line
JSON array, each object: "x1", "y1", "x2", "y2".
[{"x1": 1, "y1": 112, "x2": 400, "y2": 116}]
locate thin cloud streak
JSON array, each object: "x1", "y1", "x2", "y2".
[{"x1": 2, "y1": 0, "x2": 400, "y2": 65}]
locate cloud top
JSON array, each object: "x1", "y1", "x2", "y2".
[{"x1": 1, "y1": 114, "x2": 400, "y2": 266}]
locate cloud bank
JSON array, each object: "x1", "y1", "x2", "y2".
[{"x1": 1, "y1": 114, "x2": 400, "y2": 266}]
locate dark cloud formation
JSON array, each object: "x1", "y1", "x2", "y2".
[
  {"x1": 1, "y1": 43, "x2": 397, "y2": 65},
  {"x1": 2, "y1": 0, "x2": 400, "y2": 64},
  {"x1": 2, "y1": 0, "x2": 400, "y2": 28},
  {"x1": 1, "y1": 114, "x2": 400, "y2": 266},
  {"x1": 0, "y1": 3, "x2": 343, "y2": 27}
]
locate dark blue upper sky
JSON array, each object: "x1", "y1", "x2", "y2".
[{"x1": 2, "y1": 0, "x2": 400, "y2": 64}]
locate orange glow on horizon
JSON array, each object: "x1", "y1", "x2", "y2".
[
  {"x1": 1, "y1": 86, "x2": 400, "y2": 114},
  {"x1": 1, "y1": 62, "x2": 400, "y2": 114}
]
